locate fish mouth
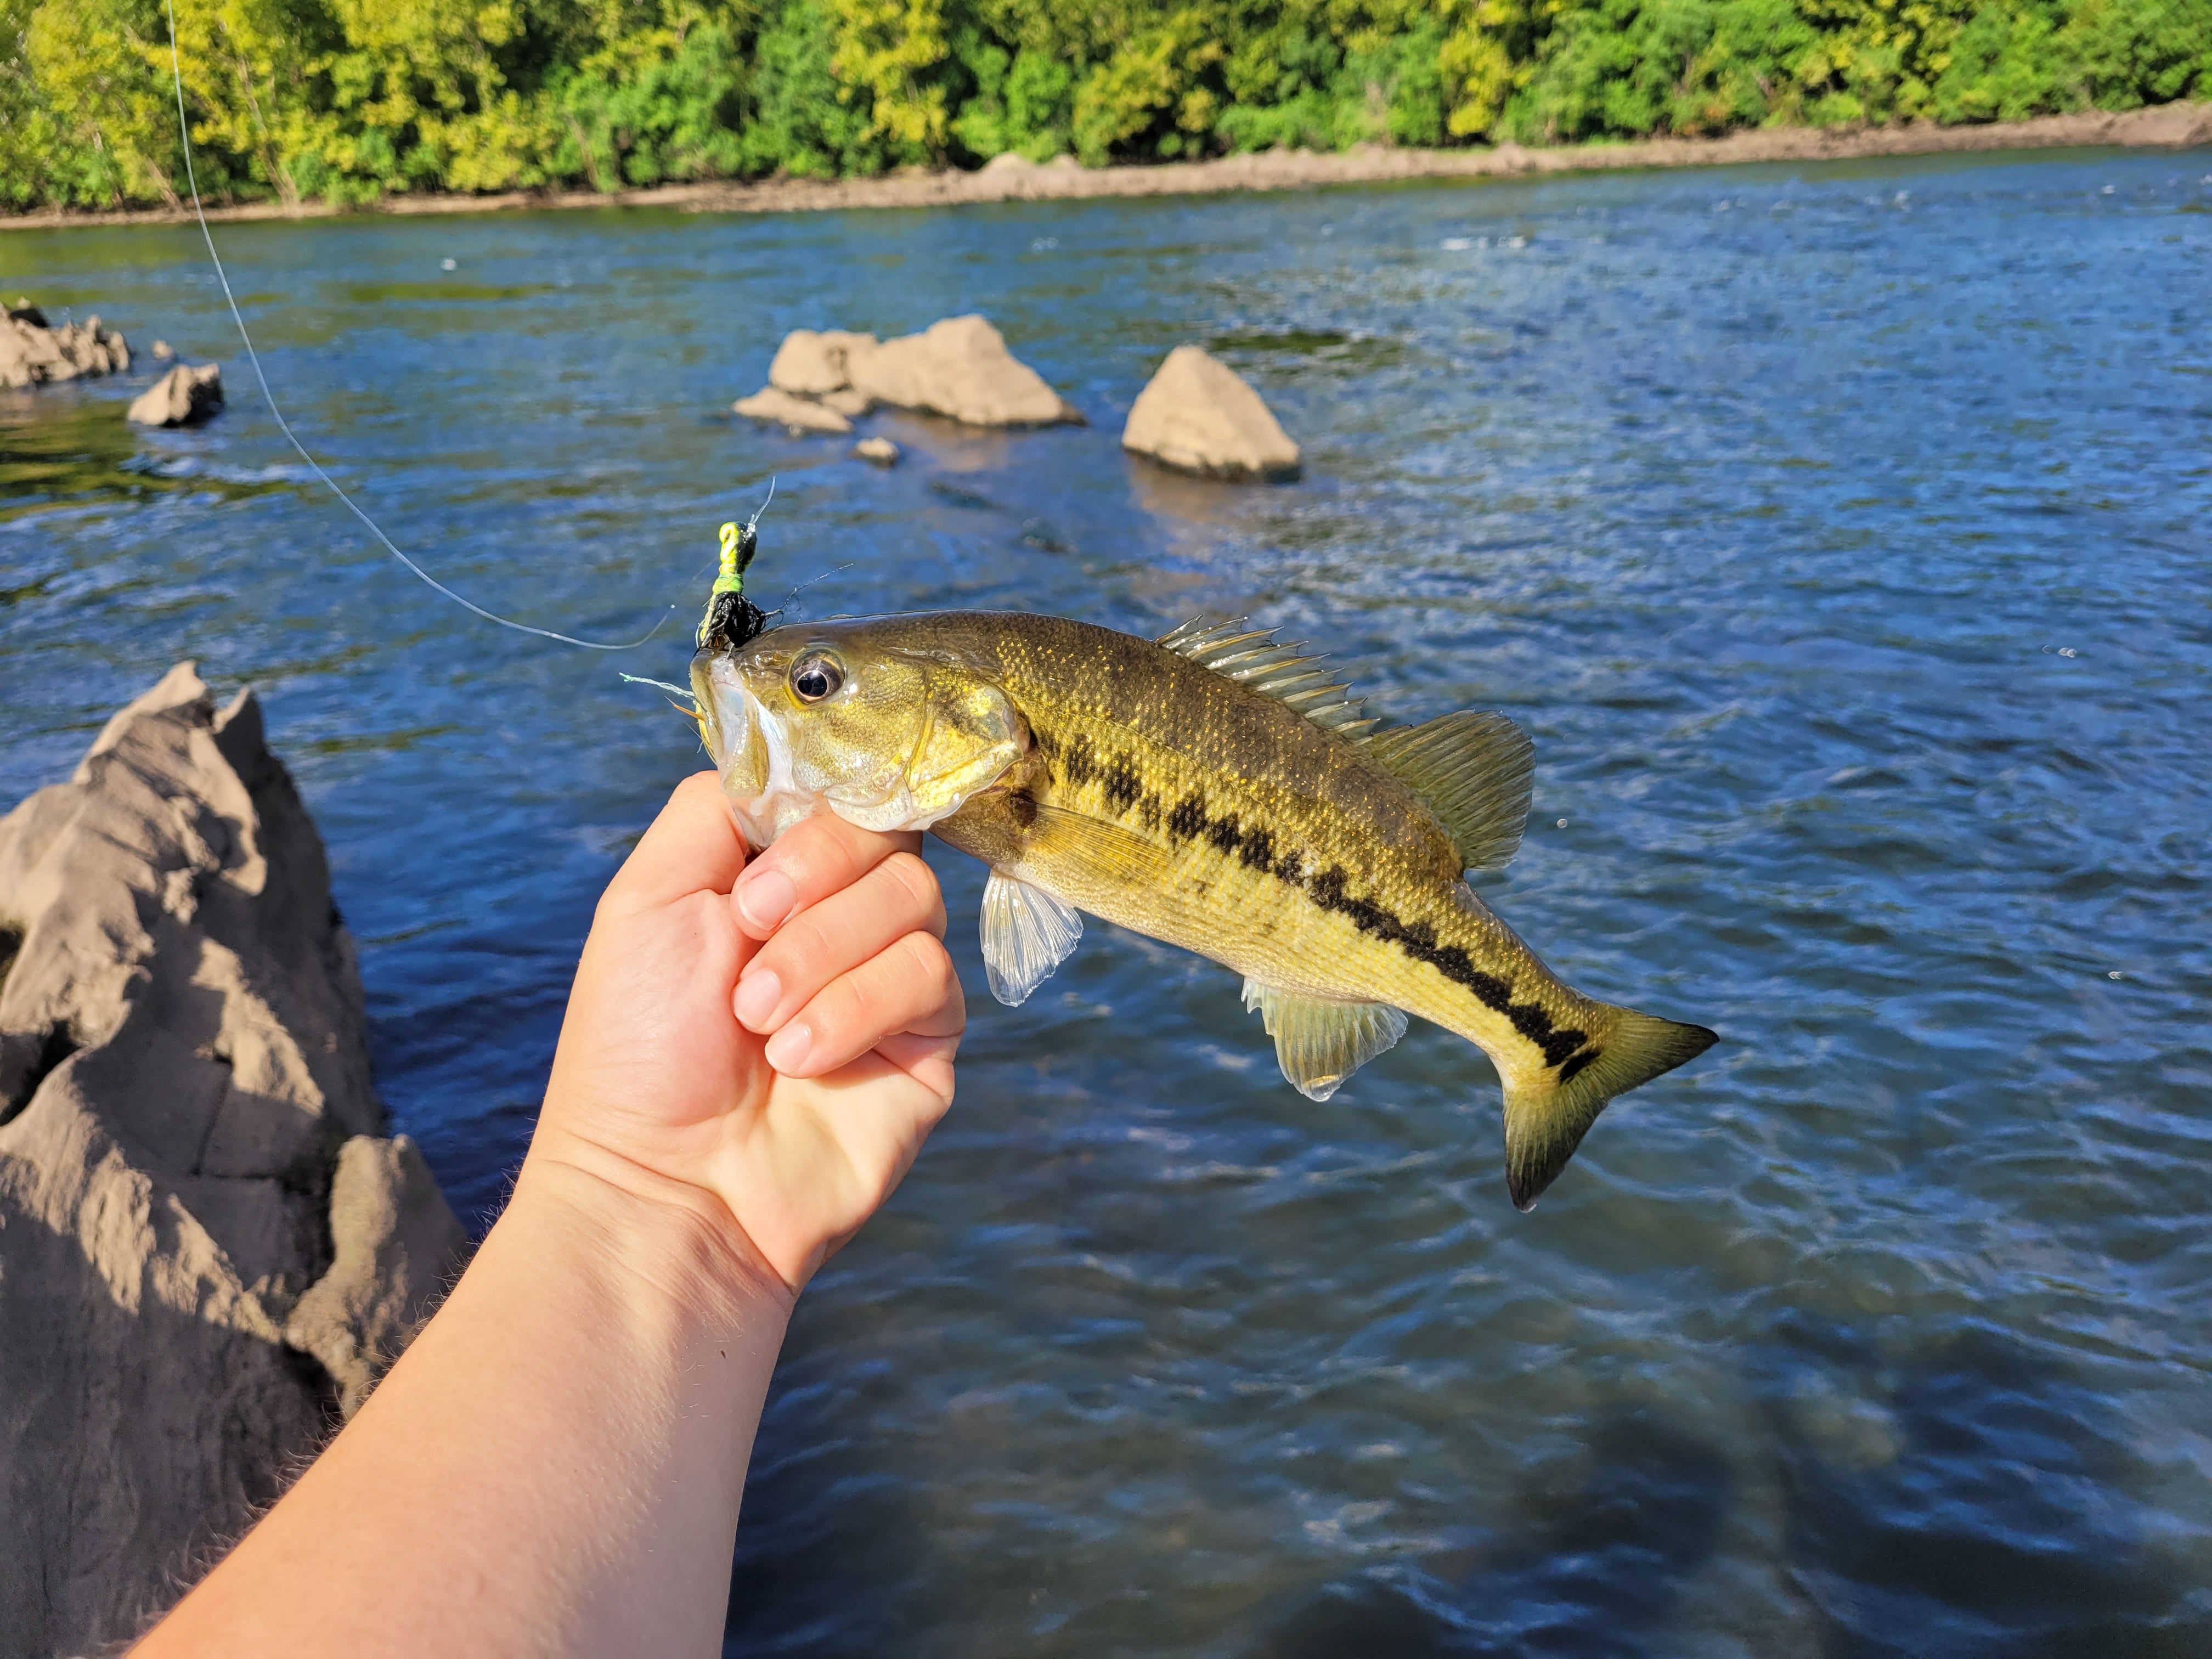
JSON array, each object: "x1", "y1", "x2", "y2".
[
  {"x1": 696, "y1": 652, "x2": 821, "y2": 848},
  {"x1": 694, "y1": 647, "x2": 989, "y2": 847}
]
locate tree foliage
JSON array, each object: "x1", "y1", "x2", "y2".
[{"x1": 2, "y1": 0, "x2": 2203, "y2": 208}]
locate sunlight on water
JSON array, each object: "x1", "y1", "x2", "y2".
[{"x1": 3, "y1": 148, "x2": 2209, "y2": 1656}]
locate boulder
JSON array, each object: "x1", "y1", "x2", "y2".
[
  {"x1": 851, "y1": 436, "x2": 900, "y2": 466},
  {"x1": 847, "y1": 314, "x2": 1081, "y2": 427},
  {"x1": 1121, "y1": 345, "x2": 1301, "y2": 481},
  {"x1": 285, "y1": 1135, "x2": 467, "y2": 1417},
  {"x1": 768, "y1": 328, "x2": 875, "y2": 397},
  {"x1": 732, "y1": 386, "x2": 853, "y2": 436},
  {"x1": 152, "y1": 339, "x2": 175, "y2": 361},
  {"x1": 748, "y1": 315, "x2": 1079, "y2": 430},
  {"x1": 127, "y1": 363, "x2": 224, "y2": 428},
  {"x1": 0, "y1": 307, "x2": 131, "y2": 391},
  {"x1": 0, "y1": 664, "x2": 469, "y2": 1655}
]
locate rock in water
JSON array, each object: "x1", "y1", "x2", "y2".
[
  {"x1": 847, "y1": 314, "x2": 1082, "y2": 427},
  {"x1": 851, "y1": 436, "x2": 900, "y2": 466},
  {"x1": 732, "y1": 385, "x2": 854, "y2": 435},
  {"x1": 744, "y1": 315, "x2": 1078, "y2": 431},
  {"x1": 0, "y1": 664, "x2": 469, "y2": 1654},
  {"x1": 127, "y1": 363, "x2": 224, "y2": 428},
  {"x1": 1122, "y1": 344, "x2": 1301, "y2": 481},
  {"x1": 768, "y1": 328, "x2": 877, "y2": 399},
  {"x1": 0, "y1": 307, "x2": 131, "y2": 390}
]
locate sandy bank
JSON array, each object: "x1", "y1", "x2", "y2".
[{"x1": 4, "y1": 100, "x2": 2208, "y2": 233}]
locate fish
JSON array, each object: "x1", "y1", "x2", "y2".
[{"x1": 689, "y1": 611, "x2": 1716, "y2": 1209}]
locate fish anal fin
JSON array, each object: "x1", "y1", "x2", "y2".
[
  {"x1": 980, "y1": 869, "x2": 1082, "y2": 1007},
  {"x1": 1358, "y1": 711, "x2": 1535, "y2": 873},
  {"x1": 1156, "y1": 617, "x2": 1372, "y2": 735},
  {"x1": 1241, "y1": 981, "x2": 1408, "y2": 1101}
]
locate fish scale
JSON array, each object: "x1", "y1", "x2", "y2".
[{"x1": 693, "y1": 609, "x2": 1717, "y2": 1209}]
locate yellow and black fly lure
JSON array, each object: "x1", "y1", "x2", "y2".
[{"x1": 698, "y1": 503, "x2": 772, "y2": 656}]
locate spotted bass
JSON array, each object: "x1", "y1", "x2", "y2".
[{"x1": 690, "y1": 611, "x2": 1715, "y2": 1208}]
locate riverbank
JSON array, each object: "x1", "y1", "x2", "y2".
[{"x1": 5, "y1": 100, "x2": 2207, "y2": 232}]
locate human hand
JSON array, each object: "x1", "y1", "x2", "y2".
[{"x1": 528, "y1": 772, "x2": 963, "y2": 1296}]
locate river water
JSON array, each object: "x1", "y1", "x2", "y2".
[{"x1": 4, "y1": 146, "x2": 2209, "y2": 1655}]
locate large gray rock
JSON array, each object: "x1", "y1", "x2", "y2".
[
  {"x1": 848, "y1": 314, "x2": 1081, "y2": 427},
  {"x1": 127, "y1": 363, "x2": 223, "y2": 428},
  {"x1": 732, "y1": 385, "x2": 853, "y2": 435},
  {"x1": 0, "y1": 304, "x2": 131, "y2": 390},
  {"x1": 285, "y1": 1133, "x2": 468, "y2": 1417},
  {"x1": 746, "y1": 314, "x2": 1080, "y2": 431},
  {"x1": 768, "y1": 328, "x2": 877, "y2": 399},
  {"x1": 1121, "y1": 343, "x2": 1301, "y2": 481},
  {"x1": 0, "y1": 664, "x2": 468, "y2": 1656}
]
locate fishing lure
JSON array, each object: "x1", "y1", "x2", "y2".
[{"x1": 699, "y1": 489, "x2": 776, "y2": 655}]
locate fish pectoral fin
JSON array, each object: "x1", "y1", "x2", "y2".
[
  {"x1": 1025, "y1": 802, "x2": 1175, "y2": 885},
  {"x1": 1357, "y1": 710, "x2": 1536, "y2": 874},
  {"x1": 980, "y1": 869, "x2": 1084, "y2": 1007},
  {"x1": 1240, "y1": 981, "x2": 1408, "y2": 1102}
]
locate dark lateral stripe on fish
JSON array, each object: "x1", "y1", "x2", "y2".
[
  {"x1": 1041, "y1": 724, "x2": 1597, "y2": 1076},
  {"x1": 1304, "y1": 867, "x2": 1593, "y2": 1071}
]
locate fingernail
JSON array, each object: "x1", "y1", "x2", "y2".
[
  {"x1": 735, "y1": 868, "x2": 796, "y2": 932},
  {"x1": 764, "y1": 1020, "x2": 811, "y2": 1074},
  {"x1": 733, "y1": 968, "x2": 781, "y2": 1031}
]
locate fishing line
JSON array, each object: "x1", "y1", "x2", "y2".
[
  {"x1": 776, "y1": 560, "x2": 858, "y2": 619},
  {"x1": 161, "y1": 0, "x2": 670, "y2": 652}
]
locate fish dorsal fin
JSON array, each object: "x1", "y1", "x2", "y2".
[
  {"x1": 1157, "y1": 617, "x2": 1376, "y2": 736},
  {"x1": 1241, "y1": 981, "x2": 1408, "y2": 1101},
  {"x1": 1357, "y1": 711, "x2": 1535, "y2": 874},
  {"x1": 980, "y1": 868, "x2": 1083, "y2": 1007}
]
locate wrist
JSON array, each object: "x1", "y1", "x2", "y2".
[{"x1": 514, "y1": 1131, "x2": 799, "y2": 1323}]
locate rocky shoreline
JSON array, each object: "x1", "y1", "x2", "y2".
[
  {"x1": 0, "y1": 666, "x2": 467, "y2": 1657},
  {"x1": 2, "y1": 101, "x2": 2205, "y2": 233}
]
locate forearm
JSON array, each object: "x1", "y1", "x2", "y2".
[{"x1": 140, "y1": 1154, "x2": 791, "y2": 1657}]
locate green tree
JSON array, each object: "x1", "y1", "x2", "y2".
[
  {"x1": 25, "y1": 0, "x2": 182, "y2": 207},
  {"x1": 829, "y1": 0, "x2": 952, "y2": 158},
  {"x1": 1070, "y1": 5, "x2": 1223, "y2": 162},
  {"x1": 741, "y1": 0, "x2": 881, "y2": 173},
  {"x1": 546, "y1": 3, "x2": 755, "y2": 189}
]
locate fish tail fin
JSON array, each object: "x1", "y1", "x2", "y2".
[{"x1": 1500, "y1": 1006, "x2": 1717, "y2": 1212}]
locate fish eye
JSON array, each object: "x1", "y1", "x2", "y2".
[{"x1": 789, "y1": 650, "x2": 845, "y2": 702}]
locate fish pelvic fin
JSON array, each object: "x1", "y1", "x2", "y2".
[
  {"x1": 980, "y1": 869, "x2": 1084, "y2": 1006},
  {"x1": 1503, "y1": 1007, "x2": 1718, "y2": 1211},
  {"x1": 1359, "y1": 711, "x2": 1535, "y2": 874},
  {"x1": 1242, "y1": 981, "x2": 1408, "y2": 1101}
]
